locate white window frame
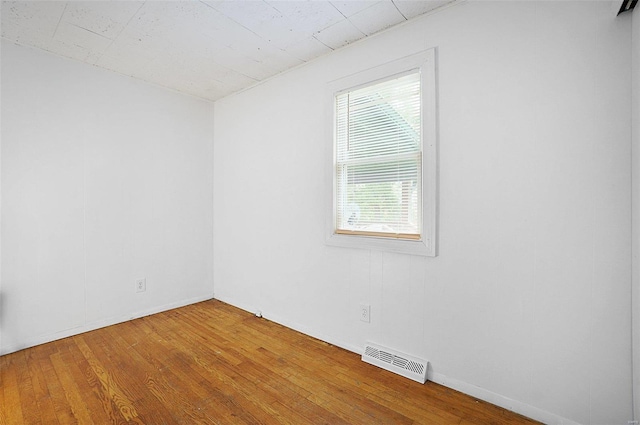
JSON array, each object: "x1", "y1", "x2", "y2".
[{"x1": 325, "y1": 49, "x2": 438, "y2": 257}]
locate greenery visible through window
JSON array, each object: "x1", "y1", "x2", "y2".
[{"x1": 335, "y1": 71, "x2": 422, "y2": 240}]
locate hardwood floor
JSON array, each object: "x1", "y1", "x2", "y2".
[{"x1": 0, "y1": 300, "x2": 540, "y2": 424}]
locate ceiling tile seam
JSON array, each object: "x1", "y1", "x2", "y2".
[
  {"x1": 68, "y1": 23, "x2": 112, "y2": 41},
  {"x1": 345, "y1": 17, "x2": 377, "y2": 39},
  {"x1": 51, "y1": 2, "x2": 69, "y2": 40},
  {"x1": 390, "y1": 0, "x2": 408, "y2": 21},
  {"x1": 323, "y1": 18, "x2": 367, "y2": 44},
  {"x1": 312, "y1": 34, "x2": 335, "y2": 51},
  {"x1": 268, "y1": 0, "x2": 346, "y2": 36},
  {"x1": 198, "y1": 0, "x2": 265, "y2": 42},
  {"x1": 95, "y1": 1, "x2": 146, "y2": 67},
  {"x1": 325, "y1": 1, "x2": 368, "y2": 44},
  {"x1": 199, "y1": 0, "x2": 304, "y2": 71},
  {"x1": 329, "y1": 1, "x2": 349, "y2": 20},
  {"x1": 338, "y1": 0, "x2": 461, "y2": 47},
  {"x1": 318, "y1": 1, "x2": 392, "y2": 47}
]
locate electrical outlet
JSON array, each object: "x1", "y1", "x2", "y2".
[
  {"x1": 360, "y1": 304, "x2": 370, "y2": 323},
  {"x1": 136, "y1": 278, "x2": 146, "y2": 293}
]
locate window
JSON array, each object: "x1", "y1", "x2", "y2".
[
  {"x1": 326, "y1": 50, "x2": 437, "y2": 256},
  {"x1": 335, "y1": 71, "x2": 422, "y2": 240}
]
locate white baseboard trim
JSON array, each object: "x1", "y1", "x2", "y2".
[
  {"x1": 214, "y1": 294, "x2": 581, "y2": 425},
  {"x1": 0, "y1": 293, "x2": 214, "y2": 356},
  {"x1": 427, "y1": 372, "x2": 581, "y2": 425}
]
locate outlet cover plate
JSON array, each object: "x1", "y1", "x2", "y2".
[
  {"x1": 360, "y1": 304, "x2": 370, "y2": 322},
  {"x1": 136, "y1": 278, "x2": 146, "y2": 293}
]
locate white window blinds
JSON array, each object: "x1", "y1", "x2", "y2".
[{"x1": 335, "y1": 71, "x2": 422, "y2": 240}]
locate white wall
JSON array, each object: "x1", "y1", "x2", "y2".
[
  {"x1": 0, "y1": 40, "x2": 214, "y2": 355},
  {"x1": 632, "y1": 5, "x2": 640, "y2": 422},
  {"x1": 0, "y1": 35, "x2": 3, "y2": 354},
  {"x1": 213, "y1": 2, "x2": 632, "y2": 424}
]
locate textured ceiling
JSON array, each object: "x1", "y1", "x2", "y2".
[{"x1": 1, "y1": 1, "x2": 454, "y2": 101}]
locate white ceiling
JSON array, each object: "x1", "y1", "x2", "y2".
[{"x1": 1, "y1": 1, "x2": 454, "y2": 102}]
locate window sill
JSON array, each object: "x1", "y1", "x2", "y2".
[{"x1": 326, "y1": 232, "x2": 435, "y2": 256}]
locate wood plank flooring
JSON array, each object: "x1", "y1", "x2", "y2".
[{"x1": 0, "y1": 300, "x2": 540, "y2": 424}]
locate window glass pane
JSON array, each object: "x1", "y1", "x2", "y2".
[{"x1": 335, "y1": 71, "x2": 422, "y2": 239}]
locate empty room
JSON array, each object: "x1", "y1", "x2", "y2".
[{"x1": 1, "y1": 0, "x2": 640, "y2": 424}]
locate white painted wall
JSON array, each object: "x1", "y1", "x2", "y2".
[
  {"x1": 0, "y1": 37, "x2": 3, "y2": 354},
  {"x1": 0, "y1": 40, "x2": 214, "y2": 355},
  {"x1": 632, "y1": 6, "x2": 640, "y2": 422},
  {"x1": 213, "y1": 2, "x2": 632, "y2": 424}
]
